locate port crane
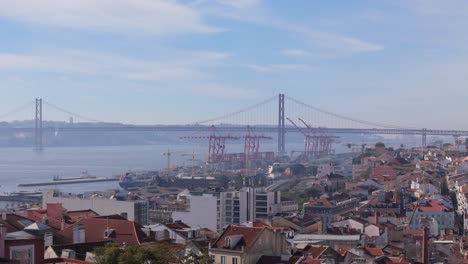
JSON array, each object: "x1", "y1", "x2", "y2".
[
  {"x1": 298, "y1": 118, "x2": 338, "y2": 157},
  {"x1": 179, "y1": 125, "x2": 240, "y2": 163},
  {"x1": 286, "y1": 117, "x2": 337, "y2": 161}
]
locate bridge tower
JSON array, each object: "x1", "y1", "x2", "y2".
[
  {"x1": 34, "y1": 98, "x2": 43, "y2": 151},
  {"x1": 278, "y1": 93, "x2": 285, "y2": 155}
]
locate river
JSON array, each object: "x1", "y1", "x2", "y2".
[{"x1": 0, "y1": 143, "x2": 289, "y2": 193}]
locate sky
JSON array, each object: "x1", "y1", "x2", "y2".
[{"x1": 1, "y1": 0, "x2": 468, "y2": 129}]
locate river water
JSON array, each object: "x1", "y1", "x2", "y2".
[
  {"x1": 0, "y1": 143, "x2": 289, "y2": 194},
  {"x1": 0, "y1": 137, "x2": 412, "y2": 195},
  {"x1": 0, "y1": 145, "x2": 191, "y2": 193}
]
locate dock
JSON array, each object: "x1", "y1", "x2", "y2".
[
  {"x1": 17, "y1": 176, "x2": 120, "y2": 187},
  {"x1": 0, "y1": 195, "x2": 41, "y2": 203}
]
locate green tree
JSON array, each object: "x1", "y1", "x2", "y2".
[
  {"x1": 95, "y1": 244, "x2": 123, "y2": 264},
  {"x1": 183, "y1": 253, "x2": 214, "y2": 264},
  {"x1": 305, "y1": 187, "x2": 321, "y2": 199},
  {"x1": 95, "y1": 243, "x2": 179, "y2": 264}
]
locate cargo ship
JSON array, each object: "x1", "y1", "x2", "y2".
[{"x1": 118, "y1": 172, "x2": 156, "y2": 189}]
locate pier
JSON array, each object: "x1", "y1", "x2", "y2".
[{"x1": 17, "y1": 176, "x2": 120, "y2": 187}]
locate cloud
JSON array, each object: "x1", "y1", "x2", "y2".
[
  {"x1": 193, "y1": 1, "x2": 383, "y2": 55},
  {"x1": 248, "y1": 64, "x2": 317, "y2": 72},
  {"x1": 192, "y1": 84, "x2": 257, "y2": 98},
  {"x1": 275, "y1": 22, "x2": 384, "y2": 54},
  {"x1": 402, "y1": 0, "x2": 468, "y2": 17},
  {"x1": 0, "y1": 0, "x2": 221, "y2": 35},
  {"x1": 215, "y1": 0, "x2": 262, "y2": 9},
  {"x1": 282, "y1": 49, "x2": 311, "y2": 57},
  {"x1": 0, "y1": 49, "x2": 230, "y2": 81}
]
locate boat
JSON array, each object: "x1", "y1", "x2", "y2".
[
  {"x1": 118, "y1": 172, "x2": 155, "y2": 189},
  {"x1": 53, "y1": 170, "x2": 96, "y2": 181}
]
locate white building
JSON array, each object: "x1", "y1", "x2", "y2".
[
  {"x1": 217, "y1": 187, "x2": 282, "y2": 231},
  {"x1": 406, "y1": 200, "x2": 454, "y2": 232},
  {"x1": 172, "y1": 193, "x2": 218, "y2": 232}
]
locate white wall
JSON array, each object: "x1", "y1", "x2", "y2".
[
  {"x1": 173, "y1": 194, "x2": 218, "y2": 231},
  {"x1": 43, "y1": 191, "x2": 136, "y2": 222}
]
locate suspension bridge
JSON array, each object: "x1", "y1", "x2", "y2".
[{"x1": 1, "y1": 94, "x2": 468, "y2": 153}]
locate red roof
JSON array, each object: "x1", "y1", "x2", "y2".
[
  {"x1": 304, "y1": 198, "x2": 333, "y2": 207},
  {"x1": 302, "y1": 246, "x2": 330, "y2": 259},
  {"x1": 67, "y1": 210, "x2": 99, "y2": 222},
  {"x1": 417, "y1": 200, "x2": 452, "y2": 213},
  {"x1": 364, "y1": 247, "x2": 385, "y2": 257},
  {"x1": 388, "y1": 256, "x2": 411, "y2": 264},
  {"x1": 371, "y1": 165, "x2": 397, "y2": 181},
  {"x1": 212, "y1": 225, "x2": 265, "y2": 249},
  {"x1": 336, "y1": 246, "x2": 353, "y2": 256},
  {"x1": 58, "y1": 218, "x2": 153, "y2": 246}
]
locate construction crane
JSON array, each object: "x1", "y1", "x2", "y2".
[{"x1": 181, "y1": 150, "x2": 205, "y2": 176}]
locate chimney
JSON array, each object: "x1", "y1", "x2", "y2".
[
  {"x1": 0, "y1": 224, "x2": 6, "y2": 258},
  {"x1": 394, "y1": 190, "x2": 399, "y2": 203},
  {"x1": 422, "y1": 227, "x2": 429, "y2": 264},
  {"x1": 120, "y1": 212, "x2": 128, "y2": 220},
  {"x1": 374, "y1": 211, "x2": 379, "y2": 225}
]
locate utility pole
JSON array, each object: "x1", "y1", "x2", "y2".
[{"x1": 34, "y1": 98, "x2": 43, "y2": 151}]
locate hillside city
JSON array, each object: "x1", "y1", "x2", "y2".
[
  {"x1": 2, "y1": 1, "x2": 467, "y2": 264},
  {"x1": 1, "y1": 139, "x2": 468, "y2": 264}
]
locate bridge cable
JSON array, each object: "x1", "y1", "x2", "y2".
[
  {"x1": 42, "y1": 100, "x2": 105, "y2": 123},
  {"x1": 194, "y1": 95, "x2": 277, "y2": 125},
  {"x1": 285, "y1": 95, "x2": 416, "y2": 130},
  {"x1": 0, "y1": 101, "x2": 36, "y2": 120}
]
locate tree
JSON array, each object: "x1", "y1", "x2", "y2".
[
  {"x1": 441, "y1": 180, "x2": 450, "y2": 196},
  {"x1": 183, "y1": 253, "x2": 214, "y2": 264},
  {"x1": 290, "y1": 163, "x2": 306, "y2": 175},
  {"x1": 95, "y1": 243, "x2": 179, "y2": 264},
  {"x1": 305, "y1": 187, "x2": 321, "y2": 199},
  {"x1": 375, "y1": 142, "x2": 385, "y2": 148}
]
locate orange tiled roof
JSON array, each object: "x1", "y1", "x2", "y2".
[
  {"x1": 212, "y1": 225, "x2": 265, "y2": 249},
  {"x1": 304, "y1": 198, "x2": 333, "y2": 207},
  {"x1": 58, "y1": 218, "x2": 152, "y2": 246},
  {"x1": 336, "y1": 246, "x2": 353, "y2": 256},
  {"x1": 417, "y1": 200, "x2": 451, "y2": 213},
  {"x1": 364, "y1": 247, "x2": 385, "y2": 257},
  {"x1": 303, "y1": 246, "x2": 329, "y2": 259}
]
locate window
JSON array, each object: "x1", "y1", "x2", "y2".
[
  {"x1": 221, "y1": 256, "x2": 226, "y2": 264},
  {"x1": 233, "y1": 257, "x2": 238, "y2": 264}
]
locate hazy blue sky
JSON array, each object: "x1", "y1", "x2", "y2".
[{"x1": 1, "y1": 0, "x2": 468, "y2": 128}]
